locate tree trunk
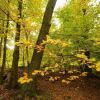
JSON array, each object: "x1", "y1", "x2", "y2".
[
  {"x1": 0, "y1": 21, "x2": 4, "y2": 64},
  {"x1": 9, "y1": 0, "x2": 22, "y2": 88},
  {"x1": 0, "y1": 37, "x2": 3, "y2": 61},
  {"x1": 27, "y1": 0, "x2": 57, "y2": 96},
  {"x1": 25, "y1": 33, "x2": 29, "y2": 67},
  {"x1": 84, "y1": 50, "x2": 90, "y2": 59},
  {"x1": 22, "y1": 48, "x2": 25, "y2": 67},
  {"x1": 29, "y1": 0, "x2": 57, "y2": 71},
  {"x1": 0, "y1": 10, "x2": 9, "y2": 84},
  {"x1": 81, "y1": 8, "x2": 92, "y2": 73},
  {"x1": 84, "y1": 50, "x2": 92, "y2": 73}
]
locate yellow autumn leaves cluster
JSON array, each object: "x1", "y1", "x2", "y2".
[
  {"x1": 18, "y1": 58, "x2": 100, "y2": 85},
  {"x1": 76, "y1": 53, "x2": 88, "y2": 60},
  {"x1": 43, "y1": 35, "x2": 69, "y2": 47},
  {"x1": 67, "y1": 75, "x2": 79, "y2": 81},
  {"x1": 18, "y1": 72, "x2": 32, "y2": 84},
  {"x1": 94, "y1": 61, "x2": 100, "y2": 71},
  {"x1": 15, "y1": 40, "x2": 33, "y2": 47},
  {"x1": 32, "y1": 70, "x2": 49, "y2": 76},
  {"x1": 49, "y1": 76, "x2": 60, "y2": 82},
  {"x1": 76, "y1": 52, "x2": 100, "y2": 72},
  {"x1": 62, "y1": 80, "x2": 71, "y2": 84},
  {"x1": 18, "y1": 70, "x2": 91, "y2": 86}
]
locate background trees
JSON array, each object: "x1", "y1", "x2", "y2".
[{"x1": 0, "y1": 0, "x2": 99, "y2": 93}]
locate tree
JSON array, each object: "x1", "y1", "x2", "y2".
[
  {"x1": 9, "y1": 0, "x2": 23, "y2": 88},
  {"x1": 29, "y1": 0, "x2": 57, "y2": 71},
  {"x1": 0, "y1": 21, "x2": 4, "y2": 64},
  {"x1": 57, "y1": 0, "x2": 100, "y2": 72},
  {"x1": 0, "y1": 0, "x2": 9, "y2": 84}
]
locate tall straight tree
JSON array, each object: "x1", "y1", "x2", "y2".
[
  {"x1": 0, "y1": 21, "x2": 4, "y2": 64},
  {"x1": 29, "y1": 0, "x2": 57, "y2": 71},
  {"x1": 25, "y1": 32, "x2": 29, "y2": 67},
  {"x1": 0, "y1": 37, "x2": 2, "y2": 61},
  {"x1": 9, "y1": 0, "x2": 23, "y2": 88},
  {"x1": 0, "y1": 0, "x2": 9, "y2": 84}
]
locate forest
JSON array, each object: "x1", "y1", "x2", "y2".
[{"x1": 0, "y1": 0, "x2": 100, "y2": 100}]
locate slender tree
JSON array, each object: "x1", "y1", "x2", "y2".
[
  {"x1": 25, "y1": 32, "x2": 29, "y2": 67},
  {"x1": 0, "y1": 21, "x2": 4, "y2": 62},
  {"x1": 29, "y1": 0, "x2": 57, "y2": 71},
  {"x1": 25, "y1": 0, "x2": 57, "y2": 96},
  {"x1": 0, "y1": 0, "x2": 9, "y2": 83},
  {"x1": 0, "y1": 37, "x2": 2, "y2": 61},
  {"x1": 9, "y1": 0, "x2": 23, "y2": 88}
]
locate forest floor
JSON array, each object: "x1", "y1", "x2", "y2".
[{"x1": 0, "y1": 71, "x2": 100, "y2": 100}]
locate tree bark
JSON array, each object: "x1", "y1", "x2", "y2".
[
  {"x1": 0, "y1": 37, "x2": 3, "y2": 61},
  {"x1": 22, "y1": 48, "x2": 25, "y2": 67},
  {"x1": 25, "y1": 33, "x2": 29, "y2": 67},
  {"x1": 29, "y1": 0, "x2": 57, "y2": 71},
  {"x1": 9, "y1": 0, "x2": 23, "y2": 88}
]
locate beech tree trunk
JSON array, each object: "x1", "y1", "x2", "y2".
[
  {"x1": 29, "y1": 0, "x2": 57, "y2": 71},
  {"x1": 9, "y1": 0, "x2": 22, "y2": 88}
]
